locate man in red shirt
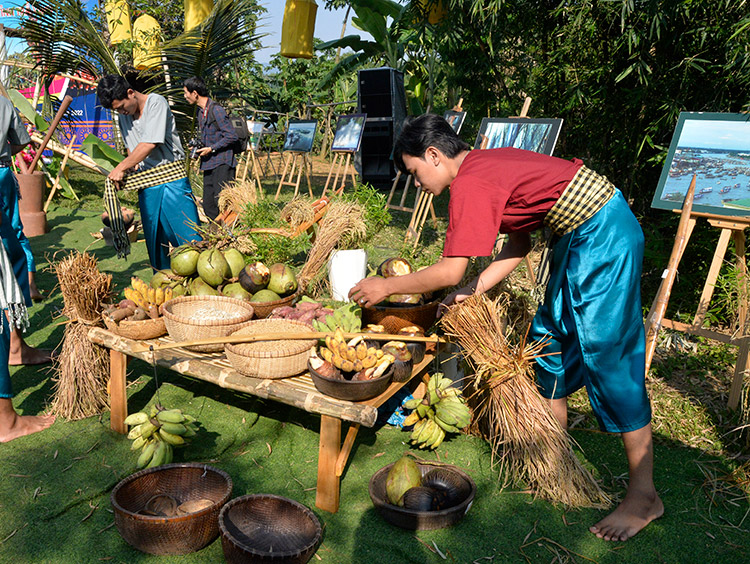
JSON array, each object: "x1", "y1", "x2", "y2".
[{"x1": 349, "y1": 113, "x2": 663, "y2": 541}]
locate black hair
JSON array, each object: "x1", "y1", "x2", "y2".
[
  {"x1": 183, "y1": 76, "x2": 209, "y2": 97},
  {"x1": 393, "y1": 114, "x2": 471, "y2": 173},
  {"x1": 96, "y1": 74, "x2": 132, "y2": 109}
]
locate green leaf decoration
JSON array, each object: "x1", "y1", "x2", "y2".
[
  {"x1": 7, "y1": 89, "x2": 49, "y2": 132},
  {"x1": 80, "y1": 134, "x2": 124, "y2": 173}
]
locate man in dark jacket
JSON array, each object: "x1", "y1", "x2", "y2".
[{"x1": 183, "y1": 77, "x2": 239, "y2": 221}]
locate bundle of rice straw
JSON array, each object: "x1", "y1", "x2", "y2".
[
  {"x1": 297, "y1": 200, "x2": 366, "y2": 291},
  {"x1": 280, "y1": 198, "x2": 315, "y2": 231},
  {"x1": 49, "y1": 251, "x2": 113, "y2": 420},
  {"x1": 440, "y1": 294, "x2": 611, "y2": 508},
  {"x1": 218, "y1": 176, "x2": 260, "y2": 217}
]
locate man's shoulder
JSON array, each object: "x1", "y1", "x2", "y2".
[{"x1": 145, "y1": 93, "x2": 169, "y2": 111}]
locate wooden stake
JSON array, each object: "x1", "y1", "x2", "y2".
[
  {"x1": 28, "y1": 95, "x2": 73, "y2": 174},
  {"x1": 133, "y1": 331, "x2": 447, "y2": 353},
  {"x1": 44, "y1": 135, "x2": 76, "y2": 212},
  {"x1": 643, "y1": 174, "x2": 697, "y2": 375}
]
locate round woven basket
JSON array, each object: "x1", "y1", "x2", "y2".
[
  {"x1": 111, "y1": 463, "x2": 233, "y2": 555},
  {"x1": 249, "y1": 291, "x2": 299, "y2": 319},
  {"x1": 308, "y1": 359, "x2": 394, "y2": 401},
  {"x1": 219, "y1": 494, "x2": 322, "y2": 564},
  {"x1": 361, "y1": 300, "x2": 440, "y2": 333},
  {"x1": 225, "y1": 319, "x2": 316, "y2": 379},
  {"x1": 102, "y1": 312, "x2": 167, "y2": 340},
  {"x1": 162, "y1": 295, "x2": 255, "y2": 352},
  {"x1": 369, "y1": 462, "x2": 476, "y2": 530}
]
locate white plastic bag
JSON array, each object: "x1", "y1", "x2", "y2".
[{"x1": 328, "y1": 249, "x2": 367, "y2": 302}]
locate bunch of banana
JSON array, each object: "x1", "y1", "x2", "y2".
[
  {"x1": 124, "y1": 277, "x2": 173, "y2": 310},
  {"x1": 319, "y1": 328, "x2": 393, "y2": 374},
  {"x1": 312, "y1": 302, "x2": 361, "y2": 333},
  {"x1": 124, "y1": 405, "x2": 198, "y2": 469},
  {"x1": 401, "y1": 373, "x2": 472, "y2": 449}
]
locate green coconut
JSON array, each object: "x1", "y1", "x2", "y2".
[
  {"x1": 197, "y1": 249, "x2": 231, "y2": 287},
  {"x1": 222, "y1": 282, "x2": 252, "y2": 300},
  {"x1": 223, "y1": 248, "x2": 246, "y2": 278},
  {"x1": 191, "y1": 277, "x2": 220, "y2": 296},
  {"x1": 251, "y1": 288, "x2": 282, "y2": 303},
  {"x1": 385, "y1": 456, "x2": 422, "y2": 506},
  {"x1": 170, "y1": 246, "x2": 200, "y2": 277},
  {"x1": 150, "y1": 270, "x2": 173, "y2": 288},
  {"x1": 266, "y1": 263, "x2": 298, "y2": 296},
  {"x1": 169, "y1": 281, "x2": 188, "y2": 297},
  {"x1": 238, "y1": 262, "x2": 271, "y2": 294}
]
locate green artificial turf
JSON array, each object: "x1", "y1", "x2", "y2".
[{"x1": 0, "y1": 202, "x2": 748, "y2": 563}]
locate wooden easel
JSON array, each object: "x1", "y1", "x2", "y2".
[
  {"x1": 274, "y1": 151, "x2": 313, "y2": 200},
  {"x1": 322, "y1": 151, "x2": 357, "y2": 197},
  {"x1": 645, "y1": 175, "x2": 749, "y2": 409},
  {"x1": 235, "y1": 143, "x2": 264, "y2": 197}
]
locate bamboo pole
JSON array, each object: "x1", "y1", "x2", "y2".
[
  {"x1": 29, "y1": 131, "x2": 105, "y2": 174},
  {"x1": 133, "y1": 331, "x2": 447, "y2": 353},
  {"x1": 28, "y1": 94, "x2": 73, "y2": 173},
  {"x1": 643, "y1": 175, "x2": 697, "y2": 375},
  {"x1": 43, "y1": 135, "x2": 76, "y2": 212}
]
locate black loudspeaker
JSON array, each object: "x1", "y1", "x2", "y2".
[{"x1": 357, "y1": 67, "x2": 407, "y2": 188}]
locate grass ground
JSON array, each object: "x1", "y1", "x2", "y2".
[{"x1": 0, "y1": 159, "x2": 748, "y2": 563}]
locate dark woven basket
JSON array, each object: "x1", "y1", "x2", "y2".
[
  {"x1": 249, "y1": 291, "x2": 299, "y2": 319},
  {"x1": 308, "y1": 359, "x2": 393, "y2": 401},
  {"x1": 102, "y1": 312, "x2": 167, "y2": 340},
  {"x1": 361, "y1": 300, "x2": 440, "y2": 333},
  {"x1": 219, "y1": 494, "x2": 322, "y2": 564},
  {"x1": 368, "y1": 462, "x2": 476, "y2": 530},
  {"x1": 111, "y1": 463, "x2": 233, "y2": 555}
]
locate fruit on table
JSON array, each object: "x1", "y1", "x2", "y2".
[
  {"x1": 238, "y1": 261, "x2": 271, "y2": 294},
  {"x1": 170, "y1": 245, "x2": 200, "y2": 277},
  {"x1": 197, "y1": 248, "x2": 230, "y2": 287},
  {"x1": 190, "y1": 277, "x2": 220, "y2": 296},
  {"x1": 222, "y1": 248, "x2": 246, "y2": 278},
  {"x1": 266, "y1": 263, "x2": 298, "y2": 296},
  {"x1": 221, "y1": 282, "x2": 252, "y2": 300},
  {"x1": 251, "y1": 288, "x2": 282, "y2": 302},
  {"x1": 378, "y1": 257, "x2": 413, "y2": 278}
]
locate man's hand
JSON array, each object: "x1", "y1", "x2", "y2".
[
  {"x1": 438, "y1": 285, "x2": 474, "y2": 318},
  {"x1": 107, "y1": 164, "x2": 127, "y2": 185},
  {"x1": 196, "y1": 147, "x2": 212, "y2": 157},
  {"x1": 348, "y1": 276, "x2": 390, "y2": 308}
]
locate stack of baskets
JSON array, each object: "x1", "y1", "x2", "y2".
[
  {"x1": 225, "y1": 319, "x2": 316, "y2": 379},
  {"x1": 162, "y1": 295, "x2": 255, "y2": 352}
]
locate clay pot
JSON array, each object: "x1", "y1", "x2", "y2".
[{"x1": 14, "y1": 171, "x2": 47, "y2": 237}]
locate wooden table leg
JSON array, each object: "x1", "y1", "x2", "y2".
[
  {"x1": 316, "y1": 414, "x2": 342, "y2": 513},
  {"x1": 335, "y1": 424, "x2": 360, "y2": 477},
  {"x1": 110, "y1": 350, "x2": 128, "y2": 434},
  {"x1": 729, "y1": 337, "x2": 749, "y2": 410}
]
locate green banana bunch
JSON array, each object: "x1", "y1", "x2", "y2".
[
  {"x1": 124, "y1": 405, "x2": 199, "y2": 468},
  {"x1": 400, "y1": 372, "x2": 472, "y2": 450}
]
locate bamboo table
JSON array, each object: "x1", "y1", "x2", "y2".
[{"x1": 88, "y1": 327, "x2": 436, "y2": 513}]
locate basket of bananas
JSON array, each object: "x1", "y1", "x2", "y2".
[
  {"x1": 102, "y1": 277, "x2": 170, "y2": 340},
  {"x1": 307, "y1": 328, "x2": 396, "y2": 401}
]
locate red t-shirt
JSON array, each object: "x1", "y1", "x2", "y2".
[{"x1": 443, "y1": 148, "x2": 583, "y2": 257}]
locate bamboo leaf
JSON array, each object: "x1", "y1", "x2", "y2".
[
  {"x1": 80, "y1": 134, "x2": 123, "y2": 172},
  {"x1": 7, "y1": 89, "x2": 49, "y2": 132}
]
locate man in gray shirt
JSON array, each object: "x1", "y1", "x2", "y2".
[{"x1": 96, "y1": 75, "x2": 200, "y2": 270}]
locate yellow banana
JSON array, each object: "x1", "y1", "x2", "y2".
[
  {"x1": 319, "y1": 347, "x2": 333, "y2": 363},
  {"x1": 124, "y1": 411, "x2": 149, "y2": 426},
  {"x1": 130, "y1": 435, "x2": 147, "y2": 451},
  {"x1": 402, "y1": 411, "x2": 420, "y2": 427},
  {"x1": 334, "y1": 327, "x2": 346, "y2": 344},
  {"x1": 155, "y1": 287, "x2": 165, "y2": 306},
  {"x1": 429, "y1": 427, "x2": 446, "y2": 449},
  {"x1": 163, "y1": 286, "x2": 173, "y2": 303},
  {"x1": 159, "y1": 428, "x2": 186, "y2": 446},
  {"x1": 123, "y1": 287, "x2": 146, "y2": 309},
  {"x1": 127, "y1": 424, "x2": 144, "y2": 440}
]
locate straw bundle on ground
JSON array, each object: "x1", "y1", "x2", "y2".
[
  {"x1": 440, "y1": 294, "x2": 611, "y2": 508},
  {"x1": 281, "y1": 198, "x2": 315, "y2": 231},
  {"x1": 218, "y1": 177, "x2": 260, "y2": 217},
  {"x1": 49, "y1": 251, "x2": 113, "y2": 420},
  {"x1": 297, "y1": 200, "x2": 366, "y2": 291}
]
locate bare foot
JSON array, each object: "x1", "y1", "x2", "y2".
[
  {"x1": 29, "y1": 273, "x2": 43, "y2": 302},
  {"x1": 590, "y1": 489, "x2": 664, "y2": 541},
  {"x1": 8, "y1": 344, "x2": 57, "y2": 366},
  {"x1": 0, "y1": 412, "x2": 56, "y2": 442}
]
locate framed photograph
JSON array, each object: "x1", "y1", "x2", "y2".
[
  {"x1": 473, "y1": 117, "x2": 563, "y2": 155},
  {"x1": 283, "y1": 120, "x2": 318, "y2": 153},
  {"x1": 245, "y1": 120, "x2": 265, "y2": 150},
  {"x1": 652, "y1": 112, "x2": 750, "y2": 216},
  {"x1": 331, "y1": 113, "x2": 367, "y2": 152},
  {"x1": 443, "y1": 110, "x2": 467, "y2": 134}
]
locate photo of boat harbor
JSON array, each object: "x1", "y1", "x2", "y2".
[{"x1": 653, "y1": 113, "x2": 750, "y2": 216}]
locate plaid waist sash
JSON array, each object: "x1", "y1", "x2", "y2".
[
  {"x1": 104, "y1": 160, "x2": 187, "y2": 259},
  {"x1": 533, "y1": 166, "x2": 616, "y2": 303},
  {"x1": 543, "y1": 165, "x2": 616, "y2": 236}
]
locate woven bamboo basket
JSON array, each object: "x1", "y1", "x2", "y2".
[
  {"x1": 162, "y1": 295, "x2": 255, "y2": 353},
  {"x1": 102, "y1": 313, "x2": 167, "y2": 340},
  {"x1": 362, "y1": 300, "x2": 440, "y2": 333},
  {"x1": 249, "y1": 291, "x2": 299, "y2": 319},
  {"x1": 225, "y1": 319, "x2": 316, "y2": 379}
]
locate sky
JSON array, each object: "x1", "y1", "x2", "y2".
[{"x1": 677, "y1": 119, "x2": 750, "y2": 151}]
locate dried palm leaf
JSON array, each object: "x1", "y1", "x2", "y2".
[{"x1": 441, "y1": 294, "x2": 610, "y2": 508}]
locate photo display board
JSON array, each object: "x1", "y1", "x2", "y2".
[
  {"x1": 443, "y1": 110, "x2": 467, "y2": 134},
  {"x1": 283, "y1": 120, "x2": 318, "y2": 153},
  {"x1": 652, "y1": 112, "x2": 750, "y2": 217},
  {"x1": 331, "y1": 113, "x2": 367, "y2": 152},
  {"x1": 473, "y1": 117, "x2": 563, "y2": 155}
]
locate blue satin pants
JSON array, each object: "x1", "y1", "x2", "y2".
[
  {"x1": 0, "y1": 168, "x2": 31, "y2": 305},
  {"x1": 0, "y1": 314, "x2": 11, "y2": 398},
  {"x1": 530, "y1": 190, "x2": 651, "y2": 433},
  {"x1": 138, "y1": 176, "x2": 201, "y2": 271}
]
